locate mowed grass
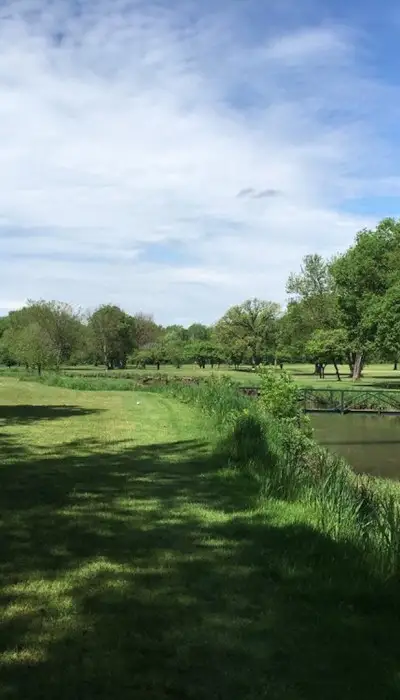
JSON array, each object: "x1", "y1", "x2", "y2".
[
  {"x1": 1, "y1": 378, "x2": 400, "y2": 699},
  {"x1": 60, "y1": 362, "x2": 400, "y2": 389}
]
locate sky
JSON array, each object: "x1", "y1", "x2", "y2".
[{"x1": 1, "y1": 0, "x2": 400, "y2": 325}]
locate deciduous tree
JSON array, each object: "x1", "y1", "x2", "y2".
[
  {"x1": 330, "y1": 218, "x2": 400, "y2": 378},
  {"x1": 215, "y1": 299, "x2": 280, "y2": 366},
  {"x1": 88, "y1": 305, "x2": 134, "y2": 369}
]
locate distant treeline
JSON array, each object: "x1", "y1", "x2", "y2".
[{"x1": 1, "y1": 217, "x2": 400, "y2": 379}]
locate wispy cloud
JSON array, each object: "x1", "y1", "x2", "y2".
[{"x1": 0, "y1": 0, "x2": 398, "y2": 323}]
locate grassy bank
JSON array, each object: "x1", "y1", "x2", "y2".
[
  {"x1": 1, "y1": 378, "x2": 400, "y2": 698},
  {"x1": 136, "y1": 374, "x2": 400, "y2": 579}
]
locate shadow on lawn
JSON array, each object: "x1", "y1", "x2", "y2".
[
  {"x1": 0, "y1": 404, "x2": 104, "y2": 425},
  {"x1": 0, "y1": 439, "x2": 399, "y2": 700}
]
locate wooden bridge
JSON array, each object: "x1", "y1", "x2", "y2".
[{"x1": 241, "y1": 387, "x2": 400, "y2": 415}]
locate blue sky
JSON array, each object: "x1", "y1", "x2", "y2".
[{"x1": 1, "y1": 0, "x2": 400, "y2": 324}]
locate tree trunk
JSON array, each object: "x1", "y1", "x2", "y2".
[
  {"x1": 156, "y1": 361, "x2": 160, "y2": 370},
  {"x1": 37, "y1": 364, "x2": 42, "y2": 376},
  {"x1": 394, "y1": 359, "x2": 398, "y2": 371},
  {"x1": 333, "y1": 361, "x2": 341, "y2": 381},
  {"x1": 352, "y1": 353, "x2": 363, "y2": 380}
]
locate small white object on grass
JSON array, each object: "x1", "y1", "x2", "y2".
[{"x1": 136, "y1": 401, "x2": 141, "y2": 405}]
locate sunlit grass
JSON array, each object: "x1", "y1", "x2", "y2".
[{"x1": 1, "y1": 378, "x2": 400, "y2": 699}]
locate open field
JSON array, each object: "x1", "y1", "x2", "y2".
[
  {"x1": 59, "y1": 362, "x2": 400, "y2": 389},
  {"x1": 0, "y1": 364, "x2": 400, "y2": 389},
  {"x1": 4, "y1": 362, "x2": 400, "y2": 390},
  {"x1": 1, "y1": 378, "x2": 400, "y2": 699}
]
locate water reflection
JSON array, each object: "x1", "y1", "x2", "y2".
[{"x1": 311, "y1": 414, "x2": 400, "y2": 480}]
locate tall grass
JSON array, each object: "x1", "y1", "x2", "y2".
[
  {"x1": 141, "y1": 372, "x2": 400, "y2": 579},
  {"x1": 17, "y1": 372, "x2": 138, "y2": 391}
]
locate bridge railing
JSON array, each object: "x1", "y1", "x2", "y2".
[
  {"x1": 240, "y1": 386, "x2": 400, "y2": 415},
  {"x1": 299, "y1": 388, "x2": 400, "y2": 415}
]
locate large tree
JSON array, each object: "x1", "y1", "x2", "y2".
[
  {"x1": 215, "y1": 298, "x2": 280, "y2": 366},
  {"x1": 2, "y1": 322, "x2": 58, "y2": 374},
  {"x1": 88, "y1": 305, "x2": 135, "y2": 369},
  {"x1": 132, "y1": 313, "x2": 162, "y2": 349},
  {"x1": 185, "y1": 340, "x2": 224, "y2": 369},
  {"x1": 330, "y1": 218, "x2": 400, "y2": 378},
  {"x1": 284, "y1": 254, "x2": 339, "y2": 359},
  {"x1": 306, "y1": 328, "x2": 349, "y2": 381},
  {"x1": 2, "y1": 300, "x2": 82, "y2": 370},
  {"x1": 367, "y1": 282, "x2": 400, "y2": 368}
]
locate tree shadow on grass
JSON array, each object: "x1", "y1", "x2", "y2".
[
  {"x1": 0, "y1": 405, "x2": 104, "y2": 425},
  {"x1": 0, "y1": 440, "x2": 399, "y2": 700}
]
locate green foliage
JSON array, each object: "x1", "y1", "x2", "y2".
[
  {"x1": 3, "y1": 300, "x2": 82, "y2": 371},
  {"x1": 0, "y1": 321, "x2": 17, "y2": 367},
  {"x1": 132, "y1": 313, "x2": 162, "y2": 348},
  {"x1": 163, "y1": 324, "x2": 188, "y2": 342},
  {"x1": 369, "y1": 282, "x2": 400, "y2": 361},
  {"x1": 221, "y1": 338, "x2": 249, "y2": 368},
  {"x1": 185, "y1": 340, "x2": 224, "y2": 368},
  {"x1": 130, "y1": 348, "x2": 153, "y2": 368},
  {"x1": 164, "y1": 338, "x2": 185, "y2": 368},
  {"x1": 187, "y1": 323, "x2": 211, "y2": 341},
  {"x1": 88, "y1": 304, "x2": 134, "y2": 369},
  {"x1": 306, "y1": 328, "x2": 349, "y2": 378},
  {"x1": 4, "y1": 322, "x2": 58, "y2": 374},
  {"x1": 214, "y1": 298, "x2": 280, "y2": 366},
  {"x1": 258, "y1": 367, "x2": 302, "y2": 420},
  {"x1": 330, "y1": 218, "x2": 400, "y2": 352},
  {"x1": 282, "y1": 254, "x2": 340, "y2": 361}
]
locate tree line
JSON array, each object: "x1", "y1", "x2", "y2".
[{"x1": 1, "y1": 217, "x2": 400, "y2": 380}]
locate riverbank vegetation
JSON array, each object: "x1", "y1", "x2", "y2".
[
  {"x1": 140, "y1": 370, "x2": 400, "y2": 578},
  {"x1": 2, "y1": 218, "x2": 400, "y2": 382}
]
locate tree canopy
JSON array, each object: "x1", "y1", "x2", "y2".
[{"x1": 2, "y1": 218, "x2": 400, "y2": 377}]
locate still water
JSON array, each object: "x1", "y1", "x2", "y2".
[{"x1": 311, "y1": 414, "x2": 400, "y2": 480}]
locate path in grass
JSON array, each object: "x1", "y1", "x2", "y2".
[{"x1": 0, "y1": 378, "x2": 399, "y2": 700}]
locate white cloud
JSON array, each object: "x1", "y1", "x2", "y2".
[
  {"x1": 0, "y1": 0, "x2": 397, "y2": 323},
  {"x1": 259, "y1": 26, "x2": 351, "y2": 65}
]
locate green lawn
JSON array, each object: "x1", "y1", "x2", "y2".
[
  {"x1": 1, "y1": 378, "x2": 400, "y2": 699},
  {"x1": 60, "y1": 362, "x2": 400, "y2": 389}
]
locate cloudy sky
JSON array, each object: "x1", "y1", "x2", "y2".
[{"x1": 1, "y1": 0, "x2": 400, "y2": 324}]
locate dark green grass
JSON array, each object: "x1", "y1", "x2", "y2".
[{"x1": 1, "y1": 379, "x2": 400, "y2": 699}]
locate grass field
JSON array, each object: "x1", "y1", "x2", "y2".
[
  {"x1": 1, "y1": 378, "x2": 400, "y2": 699},
  {"x1": 58, "y1": 362, "x2": 400, "y2": 389}
]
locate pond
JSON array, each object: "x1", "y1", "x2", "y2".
[{"x1": 311, "y1": 414, "x2": 400, "y2": 480}]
